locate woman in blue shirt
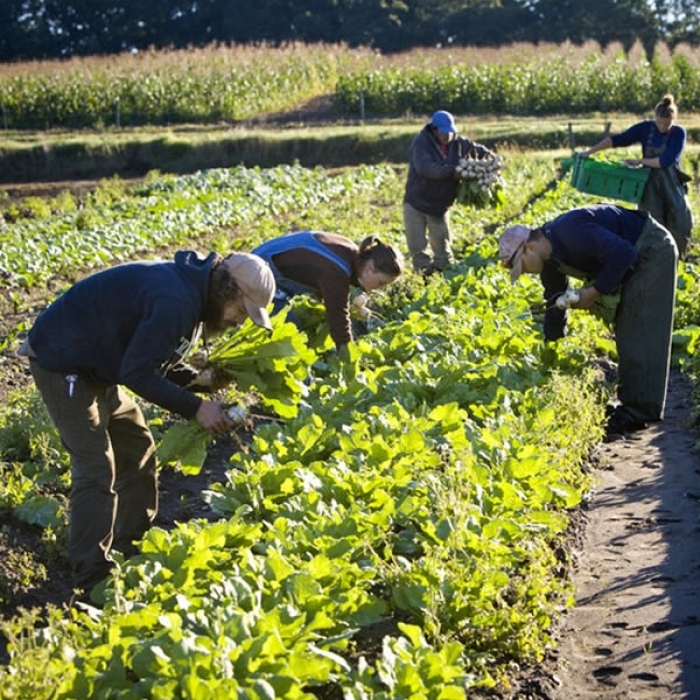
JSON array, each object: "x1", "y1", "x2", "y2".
[{"x1": 582, "y1": 94, "x2": 692, "y2": 258}]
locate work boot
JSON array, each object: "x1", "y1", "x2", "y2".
[
  {"x1": 604, "y1": 407, "x2": 648, "y2": 442},
  {"x1": 417, "y1": 263, "x2": 437, "y2": 278}
]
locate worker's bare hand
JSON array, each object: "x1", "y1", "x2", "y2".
[
  {"x1": 574, "y1": 286, "x2": 601, "y2": 310},
  {"x1": 195, "y1": 400, "x2": 234, "y2": 436}
]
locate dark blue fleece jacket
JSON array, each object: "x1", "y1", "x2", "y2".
[
  {"x1": 28, "y1": 250, "x2": 216, "y2": 418},
  {"x1": 541, "y1": 204, "x2": 645, "y2": 340},
  {"x1": 611, "y1": 120, "x2": 686, "y2": 168}
]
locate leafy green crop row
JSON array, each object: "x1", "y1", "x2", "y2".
[
  {"x1": 0, "y1": 164, "x2": 393, "y2": 289},
  {"x1": 1, "y1": 253, "x2": 609, "y2": 698}
]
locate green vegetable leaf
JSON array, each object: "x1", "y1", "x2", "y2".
[{"x1": 156, "y1": 421, "x2": 211, "y2": 475}]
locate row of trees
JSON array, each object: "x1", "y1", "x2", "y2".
[{"x1": 1, "y1": 0, "x2": 699, "y2": 61}]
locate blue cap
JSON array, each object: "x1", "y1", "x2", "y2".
[{"x1": 430, "y1": 110, "x2": 456, "y2": 134}]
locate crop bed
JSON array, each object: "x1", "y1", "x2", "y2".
[{"x1": 0, "y1": 157, "x2": 699, "y2": 698}]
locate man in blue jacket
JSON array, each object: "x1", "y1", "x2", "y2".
[
  {"x1": 404, "y1": 110, "x2": 494, "y2": 274},
  {"x1": 18, "y1": 251, "x2": 274, "y2": 596},
  {"x1": 498, "y1": 204, "x2": 677, "y2": 439}
]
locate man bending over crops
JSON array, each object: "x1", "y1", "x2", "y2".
[
  {"x1": 404, "y1": 110, "x2": 495, "y2": 275},
  {"x1": 18, "y1": 251, "x2": 275, "y2": 598},
  {"x1": 498, "y1": 203, "x2": 677, "y2": 440}
]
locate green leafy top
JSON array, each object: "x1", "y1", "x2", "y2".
[{"x1": 208, "y1": 314, "x2": 317, "y2": 419}]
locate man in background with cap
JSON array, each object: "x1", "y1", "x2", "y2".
[
  {"x1": 404, "y1": 109, "x2": 495, "y2": 275},
  {"x1": 18, "y1": 250, "x2": 275, "y2": 596},
  {"x1": 498, "y1": 203, "x2": 677, "y2": 439}
]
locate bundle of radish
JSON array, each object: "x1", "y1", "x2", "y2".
[
  {"x1": 455, "y1": 152, "x2": 505, "y2": 208},
  {"x1": 205, "y1": 315, "x2": 316, "y2": 419},
  {"x1": 352, "y1": 293, "x2": 372, "y2": 319},
  {"x1": 156, "y1": 315, "x2": 316, "y2": 474}
]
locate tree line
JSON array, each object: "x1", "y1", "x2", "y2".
[{"x1": 1, "y1": 0, "x2": 699, "y2": 61}]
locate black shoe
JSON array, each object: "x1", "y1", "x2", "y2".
[
  {"x1": 604, "y1": 403, "x2": 619, "y2": 419},
  {"x1": 417, "y1": 263, "x2": 437, "y2": 277},
  {"x1": 604, "y1": 409, "x2": 648, "y2": 441}
]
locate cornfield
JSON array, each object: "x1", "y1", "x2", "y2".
[{"x1": 2, "y1": 40, "x2": 700, "y2": 128}]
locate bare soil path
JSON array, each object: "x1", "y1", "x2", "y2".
[{"x1": 551, "y1": 369, "x2": 700, "y2": 700}]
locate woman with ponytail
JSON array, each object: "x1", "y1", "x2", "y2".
[
  {"x1": 581, "y1": 94, "x2": 693, "y2": 258},
  {"x1": 252, "y1": 231, "x2": 403, "y2": 349}
]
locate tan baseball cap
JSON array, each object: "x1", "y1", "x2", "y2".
[
  {"x1": 223, "y1": 253, "x2": 275, "y2": 330},
  {"x1": 498, "y1": 225, "x2": 531, "y2": 283}
]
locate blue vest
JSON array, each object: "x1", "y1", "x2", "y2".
[{"x1": 253, "y1": 232, "x2": 352, "y2": 296}]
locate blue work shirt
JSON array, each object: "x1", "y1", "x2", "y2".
[
  {"x1": 541, "y1": 204, "x2": 646, "y2": 340},
  {"x1": 611, "y1": 120, "x2": 686, "y2": 168}
]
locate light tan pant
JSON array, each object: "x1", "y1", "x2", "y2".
[
  {"x1": 29, "y1": 361, "x2": 158, "y2": 590},
  {"x1": 403, "y1": 202, "x2": 452, "y2": 271}
]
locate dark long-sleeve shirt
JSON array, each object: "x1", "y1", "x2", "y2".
[
  {"x1": 611, "y1": 120, "x2": 686, "y2": 168},
  {"x1": 253, "y1": 232, "x2": 361, "y2": 348},
  {"x1": 404, "y1": 125, "x2": 492, "y2": 216},
  {"x1": 541, "y1": 205, "x2": 646, "y2": 340},
  {"x1": 28, "y1": 251, "x2": 216, "y2": 418}
]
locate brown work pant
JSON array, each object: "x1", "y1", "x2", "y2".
[{"x1": 29, "y1": 361, "x2": 158, "y2": 590}]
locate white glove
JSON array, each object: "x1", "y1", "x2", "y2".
[
  {"x1": 226, "y1": 405, "x2": 248, "y2": 427},
  {"x1": 555, "y1": 289, "x2": 580, "y2": 310}
]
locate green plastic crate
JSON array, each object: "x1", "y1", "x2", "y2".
[{"x1": 570, "y1": 156, "x2": 650, "y2": 204}]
